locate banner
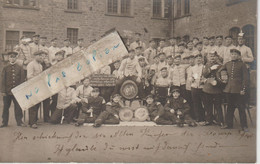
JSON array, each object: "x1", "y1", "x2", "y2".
[{"x1": 11, "y1": 31, "x2": 128, "y2": 110}]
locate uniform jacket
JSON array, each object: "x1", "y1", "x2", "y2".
[
  {"x1": 29, "y1": 42, "x2": 40, "y2": 57},
  {"x1": 83, "y1": 96, "x2": 106, "y2": 115},
  {"x1": 1, "y1": 63, "x2": 25, "y2": 95},
  {"x1": 146, "y1": 102, "x2": 164, "y2": 118},
  {"x1": 118, "y1": 57, "x2": 142, "y2": 78},
  {"x1": 105, "y1": 101, "x2": 122, "y2": 115},
  {"x1": 202, "y1": 61, "x2": 222, "y2": 94},
  {"x1": 164, "y1": 97, "x2": 190, "y2": 115},
  {"x1": 217, "y1": 59, "x2": 248, "y2": 94}
]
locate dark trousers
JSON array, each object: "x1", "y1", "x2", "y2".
[
  {"x1": 2, "y1": 95, "x2": 23, "y2": 125},
  {"x1": 100, "y1": 87, "x2": 115, "y2": 102},
  {"x1": 185, "y1": 90, "x2": 194, "y2": 119},
  {"x1": 155, "y1": 111, "x2": 178, "y2": 125},
  {"x1": 50, "y1": 104, "x2": 77, "y2": 124},
  {"x1": 29, "y1": 103, "x2": 40, "y2": 125},
  {"x1": 226, "y1": 93, "x2": 248, "y2": 129},
  {"x1": 204, "y1": 93, "x2": 224, "y2": 124},
  {"x1": 155, "y1": 86, "x2": 169, "y2": 106},
  {"x1": 50, "y1": 94, "x2": 58, "y2": 115},
  {"x1": 77, "y1": 112, "x2": 99, "y2": 124},
  {"x1": 176, "y1": 114, "x2": 196, "y2": 125},
  {"x1": 113, "y1": 75, "x2": 145, "y2": 99},
  {"x1": 96, "y1": 111, "x2": 120, "y2": 125},
  {"x1": 191, "y1": 88, "x2": 205, "y2": 122},
  {"x1": 43, "y1": 97, "x2": 51, "y2": 122}
]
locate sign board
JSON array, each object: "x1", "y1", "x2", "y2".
[
  {"x1": 90, "y1": 74, "x2": 116, "y2": 87},
  {"x1": 12, "y1": 31, "x2": 128, "y2": 110}
]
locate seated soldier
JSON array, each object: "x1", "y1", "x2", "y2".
[
  {"x1": 145, "y1": 94, "x2": 173, "y2": 125},
  {"x1": 49, "y1": 86, "x2": 78, "y2": 124},
  {"x1": 154, "y1": 67, "x2": 171, "y2": 106},
  {"x1": 75, "y1": 88, "x2": 106, "y2": 126},
  {"x1": 164, "y1": 87, "x2": 197, "y2": 127},
  {"x1": 94, "y1": 94, "x2": 124, "y2": 127}
]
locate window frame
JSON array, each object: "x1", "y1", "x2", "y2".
[
  {"x1": 226, "y1": 0, "x2": 244, "y2": 6},
  {"x1": 152, "y1": 0, "x2": 172, "y2": 19},
  {"x1": 3, "y1": 0, "x2": 39, "y2": 10},
  {"x1": 67, "y1": 28, "x2": 79, "y2": 45},
  {"x1": 105, "y1": 0, "x2": 133, "y2": 17}
]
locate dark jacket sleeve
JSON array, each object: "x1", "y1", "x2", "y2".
[
  {"x1": 157, "y1": 103, "x2": 165, "y2": 117},
  {"x1": 1, "y1": 67, "x2": 6, "y2": 93},
  {"x1": 241, "y1": 63, "x2": 249, "y2": 91},
  {"x1": 164, "y1": 100, "x2": 172, "y2": 111},
  {"x1": 216, "y1": 63, "x2": 227, "y2": 82},
  {"x1": 182, "y1": 101, "x2": 190, "y2": 115},
  {"x1": 202, "y1": 64, "x2": 211, "y2": 78},
  {"x1": 20, "y1": 66, "x2": 25, "y2": 83}
]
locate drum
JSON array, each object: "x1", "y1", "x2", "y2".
[
  {"x1": 134, "y1": 107, "x2": 149, "y2": 122},
  {"x1": 120, "y1": 80, "x2": 138, "y2": 100},
  {"x1": 119, "y1": 108, "x2": 134, "y2": 122}
]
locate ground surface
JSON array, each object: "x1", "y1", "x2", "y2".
[{"x1": 0, "y1": 98, "x2": 257, "y2": 163}]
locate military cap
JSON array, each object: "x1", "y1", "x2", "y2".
[
  {"x1": 112, "y1": 94, "x2": 121, "y2": 99},
  {"x1": 194, "y1": 53, "x2": 203, "y2": 58},
  {"x1": 92, "y1": 88, "x2": 100, "y2": 92},
  {"x1": 64, "y1": 38, "x2": 70, "y2": 42},
  {"x1": 178, "y1": 42, "x2": 186, "y2": 47},
  {"x1": 160, "y1": 67, "x2": 167, "y2": 71},
  {"x1": 193, "y1": 37, "x2": 199, "y2": 41},
  {"x1": 166, "y1": 55, "x2": 173, "y2": 59},
  {"x1": 230, "y1": 49, "x2": 241, "y2": 56},
  {"x1": 51, "y1": 38, "x2": 57, "y2": 42},
  {"x1": 149, "y1": 39, "x2": 156, "y2": 43},
  {"x1": 40, "y1": 36, "x2": 47, "y2": 39},
  {"x1": 146, "y1": 94, "x2": 154, "y2": 99},
  {"x1": 171, "y1": 86, "x2": 180, "y2": 93},
  {"x1": 225, "y1": 35, "x2": 232, "y2": 39},
  {"x1": 33, "y1": 50, "x2": 46, "y2": 56},
  {"x1": 182, "y1": 55, "x2": 190, "y2": 60},
  {"x1": 194, "y1": 41, "x2": 203, "y2": 47},
  {"x1": 208, "y1": 50, "x2": 217, "y2": 56},
  {"x1": 187, "y1": 40, "x2": 193, "y2": 44},
  {"x1": 7, "y1": 51, "x2": 18, "y2": 56},
  {"x1": 135, "y1": 32, "x2": 142, "y2": 36},
  {"x1": 174, "y1": 54, "x2": 181, "y2": 59},
  {"x1": 160, "y1": 38, "x2": 166, "y2": 42},
  {"x1": 203, "y1": 36, "x2": 209, "y2": 40},
  {"x1": 209, "y1": 36, "x2": 215, "y2": 40},
  {"x1": 138, "y1": 56, "x2": 145, "y2": 61},
  {"x1": 55, "y1": 50, "x2": 65, "y2": 56},
  {"x1": 153, "y1": 54, "x2": 159, "y2": 59},
  {"x1": 168, "y1": 37, "x2": 176, "y2": 40},
  {"x1": 33, "y1": 34, "x2": 40, "y2": 37},
  {"x1": 216, "y1": 35, "x2": 223, "y2": 39},
  {"x1": 128, "y1": 49, "x2": 135, "y2": 53},
  {"x1": 158, "y1": 52, "x2": 166, "y2": 56},
  {"x1": 135, "y1": 46, "x2": 143, "y2": 49}
]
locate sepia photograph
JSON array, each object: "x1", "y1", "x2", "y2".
[{"x1": 0, "y1": 0, "x2": 257, "y2": 163}]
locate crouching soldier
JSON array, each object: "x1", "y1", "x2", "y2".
[
  {"x1": 145, "y1": 94, "x2": 172, "y2": 125},
  {"x1": 49, "y1": 86, "x2": 78, "y2": 124},
  {"x1": 75, "y1": 88, "x2": 106, "y2": 126},
  {"x1": 94, "y1": 94, "x2": 124, "y2": 127},
  {"x1": 165, "y1": 87, "x2": 197, "y2": 127}
]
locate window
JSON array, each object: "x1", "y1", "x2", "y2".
[
  {"x1": 67, "y1": 28, "x2": 78, "y2": 45},
  {"x1": 23, "y1": 0, "x2": 36, "y2": 7},
  {"x1": 242, "y1": 24, "x2": 255, "y2": 56},
  {"x1": 22, "y1": 31, "x2": 35, "y2": 39},
  {"x1": 5, "y1": 31, "x2": 19, "y2": 52},
  {"x1": 5, "y1": 0, "x2": 37, "y2": 7},
  {"x1": 5, "y1": 0, "x2": 20, "y2": 5},
  {"x1": 106, "y1": 0, "x2": 132, "y2": 16},
  {"x1": 184, "y1": 0, "x2": 190, "y2": 15},
  {"x1": 152, "y1": 0, "x2": 172, "y2": 18},
  {"x1": 67, "y1": 0, "x2": 78, "y2": 10},
  {"x1": 229, "y1": 27, "x2": 240, "y2": 46},
  {"x1": 176, "y1": 0, "x2": 182, "y2": 17}
]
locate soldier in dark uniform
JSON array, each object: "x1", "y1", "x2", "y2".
[
  {"x1": 145, "y1": 94, "x2": 172, "y2": 125},
  {"x1": 165, "y1": 87, "x2": 197, "y2": 127},
  {"x1": 94, "y1": 94, "x2": 123, "y2": 127},
  {"x1": 217, "y1": 49, "x2": 249, "y2": 132},
  {"x1": 75, "y1": 88, "x2": 106, "y2": 126},
  {"x1": 202, "y1": 51, "x2": 224, "y2": 127},
  {"x1": 1, "y1": 52, "x2": 26, "y2": 127}
]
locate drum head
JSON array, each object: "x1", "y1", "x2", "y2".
[
  {"x1": 119, "y1": 108, "x2": 134, "y2": 122},
  {"x1": 120, "y1": 80, "x2": 138, "y2": 100},
  {"x1": 134, "y1": 107, "x2": 149, "y2": 122}
]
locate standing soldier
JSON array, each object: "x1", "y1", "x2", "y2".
[
  {"x1": 194, "y1": 41, "x2": 207, "y2": 64},
  {"x1": 26, "y1": 51, "x2": 45, "y2": 129},
  {"x1": 0, "y1": 52, "x2": 26, "y2": 128},
  {"x1": 130, "y1": 32, "x2": 146, "y2": 50},
  {"x1": 48, "y1": 38, "x2": 60, "y2": 65},
  {"x1": 39, "y1": 36, "x2": 49, "y2": 54},
  {"x1": 192, "y1": 37, "x2": 199, "y2": 47},
  {"x1": 223, "y1": 36, "x2": 236, "y2": 64},
  {"x1": 61, "y1": 38, "x2": 73, "y2": 58},
  {"x1": 29, "y1": 34, "x2": 40, "y2": 57},
  {"x1": 202, "y1": 51, "x2": 224, "y2": 127},
  {"x1": 236, "y1": 32, "x2": 254, "y2": 68},
  {"x1": 215, "y1": 35, "x2": 225, "y2": 63},
  {"x1": 207, "y1": 36, "x2": 217, "y2": 53},
  {"x1": 164, "y1": 37, "x2": 178, "y2": 57},
  {"x1": 217, "y1": 49, "x2": 249, "y2": 132},
  {"x1": 144, "y1": 39, "x2": 157, "y2": 64},
  {"x1": 185, "y1": 41, "x2": 195, "y2": 57},
  {"x1": 202, "y1": 36, "x2": 210, "y2": 53}
]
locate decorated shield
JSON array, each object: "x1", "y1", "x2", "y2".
[
  {"x1": 134, "y1": 107, "x2": 149, "y2": 122},
  {"x1": 120, "y1": 80, "x2": 138, "y2": 100},
  {"x1": 119, "y1": 108, "x2": 134, "y2": 121}
]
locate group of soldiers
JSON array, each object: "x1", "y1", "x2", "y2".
[{"x1": 0, "y1": 31, "x2": 254, "y2": 132}]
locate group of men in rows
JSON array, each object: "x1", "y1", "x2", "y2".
[{"x1": 0, "y1": 31, "x2": 254, "y2": 132}]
